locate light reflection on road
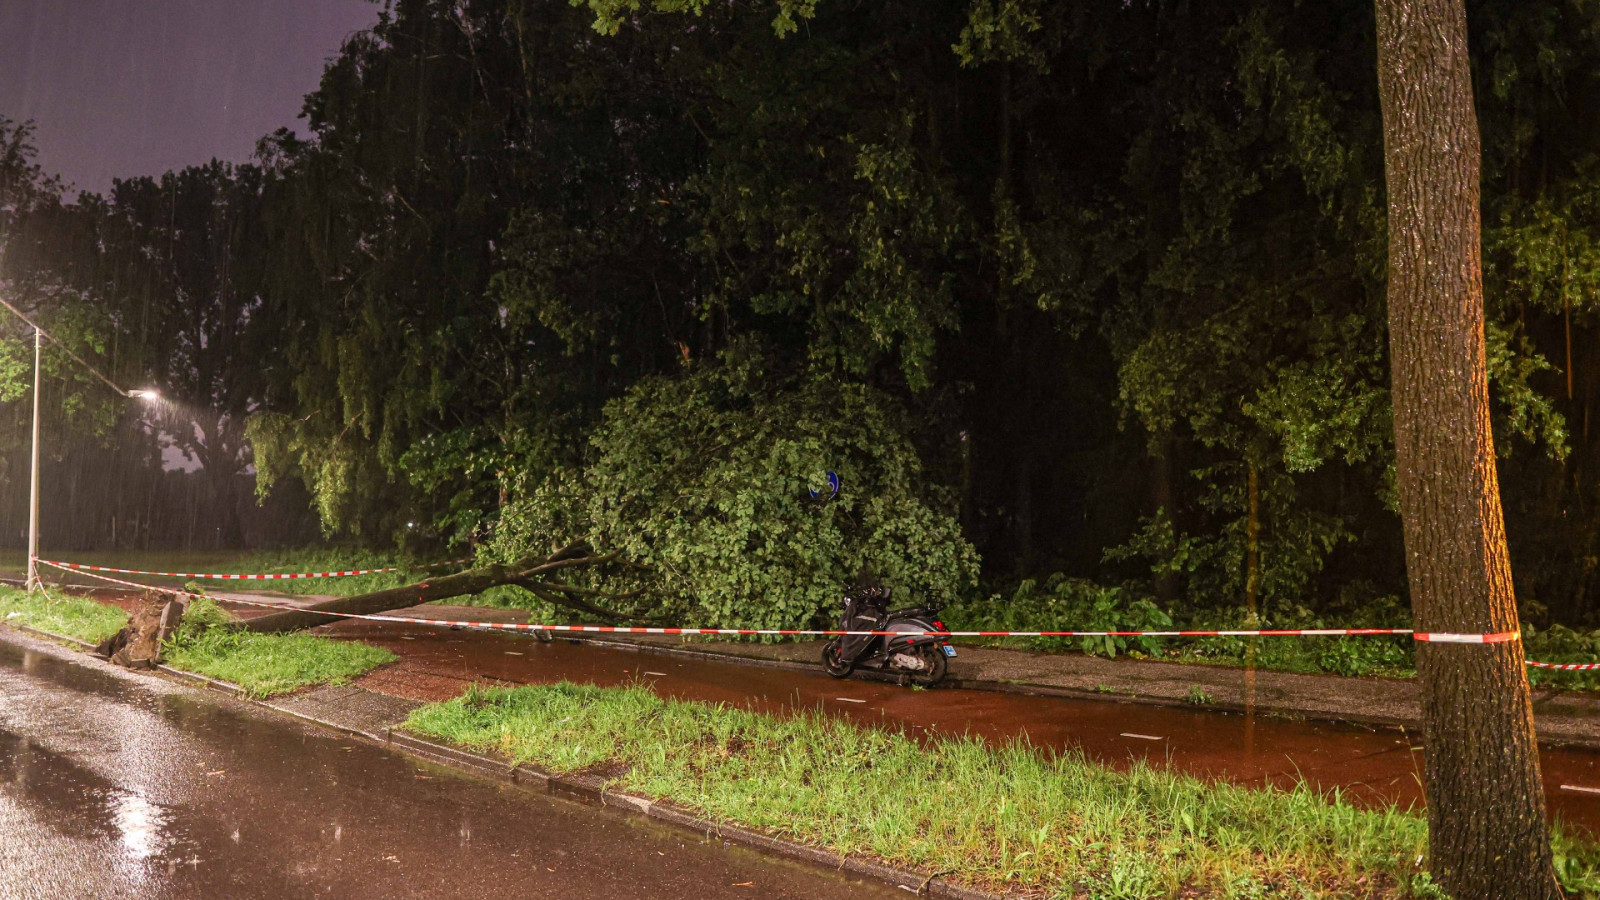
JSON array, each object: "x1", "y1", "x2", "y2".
[{"x1": 0, "y1": 636, "x2": 908, "y2": 900}]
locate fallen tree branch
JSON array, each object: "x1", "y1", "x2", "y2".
[
  {"x1": 242, "y1": 544, "x2": 652, "y2": 633},
  {"x1": 519, "y1": 550, "x2": 623, "y2": 578},
  {"x1": 535, "y1": 581, "x2": 645, "y2": 600},
  {"x1": 523, "y1": 584, "x2": 632, "y2": 623}
]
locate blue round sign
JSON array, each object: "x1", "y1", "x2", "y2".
[{"x1": 809, "y1": 470, "x2": 841, "y2": 501}]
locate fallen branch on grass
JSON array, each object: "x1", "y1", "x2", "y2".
[{"x1": 242, "y1": 542, "x2": 652, "y2": 634}]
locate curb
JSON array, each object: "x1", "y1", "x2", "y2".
[
  {"x1": 157, "y1": 664, "x2": 247, "y2": 697},
  {"x1": 0, "y1": 622, "x2": 1004, "y2": 900}
]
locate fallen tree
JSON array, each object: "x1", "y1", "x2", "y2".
[
  {"x1": 243, "y1": 542, "x2": 649, "y2": 633},
  {"x1": 248, "y1": 354, "x2": 979, "y2": 636}
]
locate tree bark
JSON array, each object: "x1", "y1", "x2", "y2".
[{"x1": 1373, "y1": 1, "x2": 1560, "y2": 896}]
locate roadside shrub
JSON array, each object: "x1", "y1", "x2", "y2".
[
  {"x1": 954, "y1": 577, "x2": 1600, "y2": 686},
  {"x1": 1524, "y1": 624, "x2": 1600, "y2": 691},
  {"x1": 1178, "y1": 600, "x2": 1414, "y2": 677},
  {"x1": 944, "y1": 575, "x2": 1172, "y2": 657}
]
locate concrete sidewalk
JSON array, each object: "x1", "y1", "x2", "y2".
[{"x1": 308, "y1": 602, "x2": 1600, "y2": 748}]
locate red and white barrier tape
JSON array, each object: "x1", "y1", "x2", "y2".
[
  {"x1": 1412, "y1": 630, "x2": 1521, "y2": 645},
  {"x1": 37, "y1": 557, "x2": 471, "y2": 581},
  {"x1": 1526, "y1": 660, "x2": 1600, "y2": 671},
  {"x1": 30, "y1": 560, "x2": 1592, "y2": 669}
]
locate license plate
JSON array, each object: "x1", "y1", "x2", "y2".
[{"x1": 942, "y1": 644, "x2": 957, "y2": 658}]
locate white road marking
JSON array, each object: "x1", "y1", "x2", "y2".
[
  {"x1": 1120, "y1": 733, "x2": 1165, "y2": 741},
  {"x1": 1561, "y1": 784, "x2": 1600, "y2": 795}
]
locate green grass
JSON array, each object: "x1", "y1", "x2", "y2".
[
  {"x1": 0, "y1": 583, "x2": 396, "y2": 700},
  {"x1": 403, "y1": 681, "x2": 1600, "y2": 898},
  {"x1": 0, "y1": 549, "x2": 259, "y2": 574},
  {"x1": 160, "y1": 597, "x2": 397, "y2": 697},
  {"x1": 162, "y1": 631, "x2": 396, "y2": 698},
  {"x1": 205, "y1": 549, "x2": 423, "y2": 597},
  {"x1": 0, "y1": 586, "x2": 129, "y2": 643}
]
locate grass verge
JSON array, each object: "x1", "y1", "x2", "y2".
[
  {"x1": 0, "y1": 547, "x2": 466, "y2": 600},
  {"x1": 161, "y1": 597, "x2": 396, "y2": 697},
  {"x1": 0, "y1": 586, "x2": 129, "y2": 643},
  {"x1": 404, "y1": 681, "x2": 1600, "y2": 898},
  {"x1": 215, "y1": 549, "x2": 423, "y2": 597}
]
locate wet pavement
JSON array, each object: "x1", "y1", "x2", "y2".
[
  {"x1": 320, "y1": 617, "x2": 1600, "y2": 833},
  {"x1": 0, "y1": 637, "x2": 908, "y2": 900}
]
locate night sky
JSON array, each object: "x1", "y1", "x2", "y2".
[{"x1": 0, "y1": 0, "x2": 379, "y2": 195}]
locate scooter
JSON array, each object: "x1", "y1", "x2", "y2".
[{"x1": 821, "y1": 584, "x2": 956, "y2": 687}]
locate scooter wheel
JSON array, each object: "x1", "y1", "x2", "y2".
[
  {"x1": 907, "y1": 644, "x2": 949, "y2": 687},
  {"x1": 822, "y1": 639, "x2": 854, "y2": 678}
]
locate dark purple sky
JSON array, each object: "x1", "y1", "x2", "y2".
[{"x1": 0, "y1": 0, "x2": 379, "y2": 195}]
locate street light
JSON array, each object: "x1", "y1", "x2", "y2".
[
  {"x1": 25, "y1": 327, "x2": 40, "y2": 590},
  {"x1": 22, "y1": 330, "x2": 159, "y2": 590}
]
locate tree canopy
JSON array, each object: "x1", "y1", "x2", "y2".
[{"x1": 5, "y1": 0, "x2": 1600, "y2": 630}]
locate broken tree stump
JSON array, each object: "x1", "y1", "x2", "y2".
[{"x1": 95, "y1": 592, "x2": 186, "y2": 669}]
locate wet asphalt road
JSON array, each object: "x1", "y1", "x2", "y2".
[{"x1": 0, "y1": 638, "x2": 905, "y2": 900}]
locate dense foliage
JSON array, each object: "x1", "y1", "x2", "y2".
[
  {"x1": 489, "y1": 341, "x2": 977, "y2": 628},
  {"x1": 7, "y1": 0, "x2": 1600, "y2": 631}
]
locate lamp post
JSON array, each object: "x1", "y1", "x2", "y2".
[
  {"x1": 24, "y1": 327, "x2": 40, "y2": 590},
  {"x1": 21, "y1": 323, "x2": 158, "y2": 590}
]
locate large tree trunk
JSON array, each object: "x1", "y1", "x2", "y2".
[
  {"x1": 243, "y1": 543, "x2": 644, "y2": 633},
  {"x1": 1373, "y1": 1, "x2": 1560, "y2": 896}
]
